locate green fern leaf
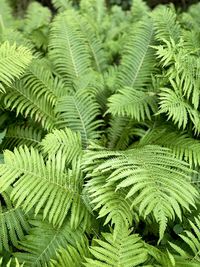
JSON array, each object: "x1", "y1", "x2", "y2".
[
  {"x1": 56, "y1": 91, "x2": 102, "y2": 148},
  {"x1": 49, "y1": 239, "x2": 90, "y2": 267},
  {"x1": 49, "y1": 11, "x2": 91, "y2": 85},
  {"x1": 41, "y1": 128, "x2": 82, "y2": 164},
  {"x1": 15, "y1": 219, "x2": 86, "y2": 267},
  {"x1": 0, "y1": 146, "x2": 87, "y2": 228},
  {"x1": 1, "y1": 125, "x2": 44, "y2": 150},
  {"x1": 131, "y1": 0, "x2": 150, "y2": 23},
  {"x1": 0, "y1": 0, "x2": 15, "y2": 29},
  {"x1": 0, "y1": 188, "x2": 29, "y2": 251},
  {"x1": 152, "y1": 6, "x2": 181, "y2": 42},
  {"x1": 23, "y1": 2, "x2": 51, "y2": 49},
  {"x1": 107, "y1": 117, "x2": 146, "y2": 150},
  {"x1": 139, "y1": 126, "x2": 200, "y2": 167},
  {"x1": 83, "y1": 144, "x2": 198, "y2": 241},
  {"x1": 0, "y1": 42, "x2": 32, "y2": 92},
  {"x1": 72, "y1": 14, "x2": 107, "y2": 72},
  {"x1": 170, "y1": 216, "x2": 200, "y2": 263},
  {"x1": 84, "y1": 229, "x2": 148, "y2": 267},
  {"x1": 3, "y1": 60, "x2": 58, "y2": 131},
  {"x1": 23, "y1": 2, "x2": 51, "y2": 34},
  {"x1": 52, "y1": 0, "x2": 72, "y2": 11},
  {"x1": 108, "y1": 87, "x2": 157, "y2": 121},
  {"x1": 116, "y1": 18, "x2": 155, "y2": 88},
  {"x1": 86, "y1": 174, "x2": 134, "y2": 240}
]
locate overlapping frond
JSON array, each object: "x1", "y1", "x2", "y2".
[
  {"x1": 84, "y1": 229, "x2": 148, "y2": 266},
  {"x1": 0, "y1": 257, "x2": 24, "y2": 267},
  {"x1": 108, "y1": 87, "x2": 157, "y2": 120},
  {"x1": 15, "y1": 219, "x2": 86, "y2": 267},
  {"x1": 56, "y1": 91, "x2": 102, "y2": 148},
  {"x1": 49, "y1": 11, "x2": 91, "y2": 85},
  {"x1": 52, "y1": 0, "x2": 72, "y2": 11},
  {"x1": 116, "y1": 18, "x2": 155, "y2": 88},
  {"x1": 158, "y1": 82, "x2": 200, "y2": 134},
  {"x1": 170, "y1": 216, "x2": 200, "y2": 263},
  {"x1": 49, "y1": 239, "x2": 90, "y2": 267},
  {"x1": 131, "y1": 0, "x2": 150, "y2": 23},
  {"x1": 41, "y1": 128, "x2": 82, "y2": 163},
  {"x1": 139, "y1": 126, "x2": 200, "y2": 167},
  {"x1": 1, "y1": 125, "x2": 44, "y2": 150},
  {"x1": 152, "y1": 6, "x2": 181, "y2": 42},
  {"x1": 0, "y1": 146, "x2": 87, "y2": 228},
  {"x1": 107, "y1": 18, "x2": 156, "y2": 120},
  {"x1": 73, "y1": 15, "x2": 107, "y2": 72},
  {"x1": 23, "y1": 2, "x2": 51, "y2": 34},
  {"x1": 85, "y1": 174, "x2": 134, "y2": 239},
  {"x1": 0, "y1": 188, "x2": 29, "y2": 251},
  {"x1": 152, "y1": 33, "x2": 200, "y2": 134},
  {"x1": 23, "y1": 2, "x2": 51, "y2": 49},
  {"x1": 0, "y1": 0, "x2": 15, "y2": 28},
  {"x1": 0, "y1": 42, "x2": 32, "y2": 92},
  {"x1": 3, "y1": 61, "x2": 58, "y2": 131},
  {"x1": 107, "y1": 117, "x2": 147, "y2": 150},
  {"x1": 83, "y1": 144, "x2": 198, "y2": 241}
]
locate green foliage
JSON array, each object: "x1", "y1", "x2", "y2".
[
  {"x1": 1, "y1": 0, "x2": 200, "y2": 266},
  {"x1": 84, "y1": 229, "x2": 148, "y2": 266},
  {"x1": 0, "y1": 42, "x2": 32, "y2": 92},
  {"x1": 0, "y1": 188, "x2": 29, "y2": 251},
  {"x1": 83, "y1": 144, "x2": 198, "y2": 242}
]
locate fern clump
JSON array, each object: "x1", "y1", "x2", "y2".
[{"x1": 0, "y1": 0, "x2": 200, "y2": 266}]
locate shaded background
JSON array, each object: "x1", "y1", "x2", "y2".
[{"x1": 8, "y1": 0, "x2": 200, "y2": 13}]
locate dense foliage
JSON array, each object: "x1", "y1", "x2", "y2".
[{"x1": 1, "y1": 0, "x2": 200, "y2": 266}]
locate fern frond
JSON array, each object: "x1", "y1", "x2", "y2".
[
  {"x1": 22, "y1": 2, "x2": 51, "y2": 50},
  {"x1": 41, "y1": 128, "x2": 82, "y2": 163},
  {"x1": 3, "y1": 60, "x2": 58, "y2": 131},
  {"x1": 158, "y1": 87, "x2": 188, "y2": 129},
  {"x1": 1, "y1": 125, "x2": 44, "y2": 150},
  {"x1": 0, "y1": 146, "x2": 87, "y2": 228},
  {"x1": 83, "y1": 144, "x2": 198, "y2": 241},
  {"x1": 0, "y1": 188, "x2": 29, "y2": 251},
  {"x1": 146, "y1": 244, "x2": 176, "y2": 267},
  {"x1": 56, "y1": 91, "x2": 102, "y2": 148},
  {"x1": 0, "y1": 257, "x2": 24, "y2": 267},
  {"x1": 0, "y1": 42, "x2": 32, "y2": 92},
  {"x1": 170, "y1": 216, "x2": 200, "y2": 263},
  {"x1": 107, "y1": 117, "x2": 147, "y2": 150},
  {"x1": 183, "y1": 30, "x2": 200, "y2": 56},
  {"x1": 0, "y1": 28, "x2": 35, "y2": 50},
  {"x1": 23, "y1": 2, "x2": 51, "y2": 34},
  {"x1": 0, "y1": 0, "x2": 15, "y2": 28},
  {"x1": 49, "y1": 239, "x2": 90, "y2": 267},
  {"x1": 52, "y1": 0, "x2": 72, "y2": 11},
  {"x1": 158, "y1": 83, "x2": 200, "y2": 134},
  {"x1": 108, "y1": 87, "x2": 157, "y2": 121},
  {"x1": 187, "y1": 3, "x2": 200, "y2": 28},
  {"x1": 116, "y1": 18, "x2": 155, "y2": 88},
  {"x1": 79, "y1": 0, "x2": 107, "y2": 29},
  {"x1": 131, "y1": 0, "x2": 150, "y2": 23},
  {"x1": 15, "y1": 219, "x2": 87, "y2": 267},
  {"x1": 71, "y1": 15, "x2": 107, "y2": 72},
  {"x1": 86, "y1": 174, "x2": 134, "y2": 240},
  {"x1": 49, "y1": 11, "x2": 91, "y2": 85},
  {"x1": 139, "y1": 126, "x2": 200, "y2": 167},
  {"x1": 84, "y1": 229, "x2": 148, "y2": 266},
  {"x1": 152, "y1": 6, "x2": 181, "y2": 42},
  {"x1": 107, "y1": 18, "x2": 156, "y2": 120}
]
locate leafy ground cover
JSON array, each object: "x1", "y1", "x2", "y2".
[{"x1": 1, "y1": 0, "x2": 200, "y2": 266}]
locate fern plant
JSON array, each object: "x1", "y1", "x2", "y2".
[{"x1": 0, "y1": 0, "x2": 200, "y2": 266}]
